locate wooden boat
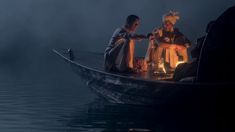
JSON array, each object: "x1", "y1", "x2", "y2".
[{"x1": 53, "y1": 49, "x2": 234, "y2": 106}]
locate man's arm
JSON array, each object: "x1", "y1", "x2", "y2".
[
  {"x1": 130, "y1": 34, "x2": 147, "y2": 41},
  {"x1": 115, "y1": 28, "x2": 147, "y2": 41},
  {"x1": 152, "y1": 28, "x2": 167, "y2": 43}
]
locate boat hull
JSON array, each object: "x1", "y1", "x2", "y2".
[{"x1": 53, "y1": 49, "x2": 234, "y2": 105}]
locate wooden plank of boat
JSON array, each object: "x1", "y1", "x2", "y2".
[{"x1": 53, "y1": 48, "x2": 235, "y2": 105}]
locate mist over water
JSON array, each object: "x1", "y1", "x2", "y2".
[
  {"x1": 0, "y1": 0, "x2": 234, "y2": 131},
  {"x1": 0, "y1": 0, "x2": 234, "y2": 69}
]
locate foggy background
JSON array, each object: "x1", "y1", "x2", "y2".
[{"x1": 0, "y1": 0, "x2": 234, "y2": 79}]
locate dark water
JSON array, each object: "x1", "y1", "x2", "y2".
[{"x1": 0, "y1": 52, "x2": 231, "y2": 132}]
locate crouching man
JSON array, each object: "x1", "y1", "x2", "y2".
[
  {"x1": 148, "y1": 11, "x2": 191, "y2": 71},
  {"x1": 104, "y1": 15, "x2": 147, "y2": 73}
]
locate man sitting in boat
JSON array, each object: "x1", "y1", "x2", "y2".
[
  {"x1": 104, "y1": 15, "x2": 147, "y2": 73},
  {"x1": 146, "y1": 11, "x2": 191, "y2": 72}
]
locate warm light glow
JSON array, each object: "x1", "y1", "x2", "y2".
[
  {"x1": 175, "y1": 61, "x2": 185, "y2": 67},
  {"x1": 158, "y1": 62, "x2": 167, "y2": 73}
]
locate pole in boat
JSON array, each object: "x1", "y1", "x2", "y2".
[{"x1": 67, "y1": 48, "x2": 74, "y2": 60}]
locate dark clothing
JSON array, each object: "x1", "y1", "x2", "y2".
[
  {"x1": 191, "y1": 36, "x2": 205, "y2": 58},
  {"x1": 173, "y1": 59, "x2": 198, "y2": 81},
  {"x1": 197, "y1": 5, "x2": 235, "y2": 82},
  {"x1": 156, "y1": 28, "x2": 191, "y2": 46}
]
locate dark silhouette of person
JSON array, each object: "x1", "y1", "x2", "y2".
[
  {"x1": 191, "y1": 21, "x2": 215, "y2": 59},
  {"x1": 197, "y1": 5, "x2": 235, "y2": 83}
]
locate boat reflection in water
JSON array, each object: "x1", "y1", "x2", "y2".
[{"x1": 65, "y1": 98, "x2": 219, "y2": 132}]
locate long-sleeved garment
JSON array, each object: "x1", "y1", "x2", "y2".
[{"x1": 104, "y1": 28, "x2": 135, "y2": 72}]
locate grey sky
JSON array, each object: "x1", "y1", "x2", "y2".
[{"x1": 0, "y1": 0, "x2": 234, "y2": 67}]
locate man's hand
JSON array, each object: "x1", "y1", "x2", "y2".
[
  {"x1": 163, "y1": 37, "x2": 170, "y2": 43},
  {"x1": 149, "y1": 35, "x2": 155, "y2": 41},
  {"x1": 153, "y1": 28, "x2": 163, "y2": 37}
]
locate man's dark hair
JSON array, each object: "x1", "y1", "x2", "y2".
[{"x1": 125, "y1": 15, "x2": 139, "y2": 28}]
